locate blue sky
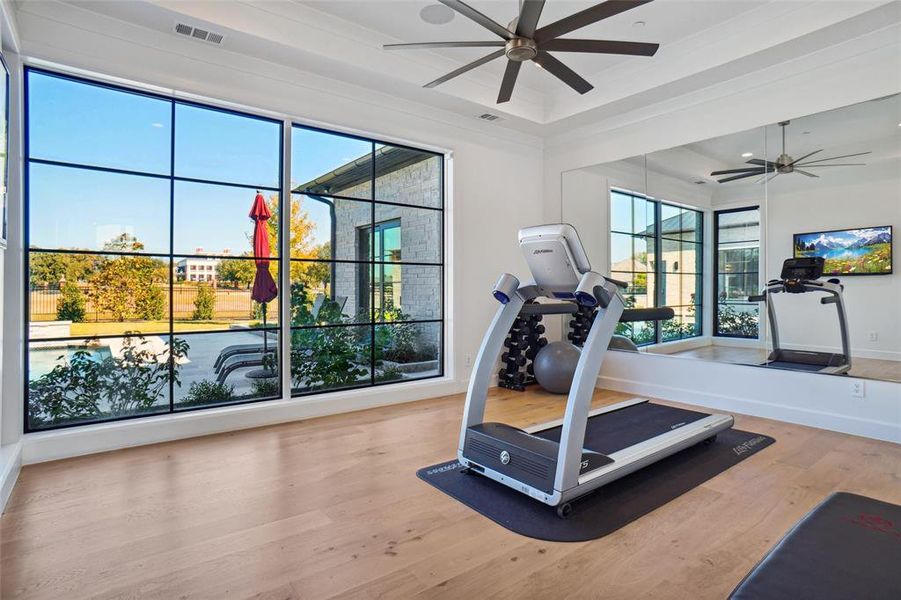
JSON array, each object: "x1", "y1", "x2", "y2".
[{"x1": 27, "y1": 71, "x2": 373, "y2": 254}]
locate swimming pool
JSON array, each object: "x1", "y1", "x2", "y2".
[{"x1": 29, "y1": 345, "x2": 113, "y2": 380}]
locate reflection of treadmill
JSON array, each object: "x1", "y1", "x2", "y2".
[{"x1": 748, "y1": 257, "x2": 851, "y2": 374}]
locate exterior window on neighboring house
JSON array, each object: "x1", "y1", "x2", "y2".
[{"x1": 358, "y1": 219, "x2": 402, "y2": 316}]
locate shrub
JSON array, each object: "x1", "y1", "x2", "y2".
[
  {"x1": 57, "y1": 282, "x2": 86, "y2": 322},
  {"x1": 28, "y1": 334, "x2": 188, "y2": 428},
  {"x1": 192, "y1": 284, "x2": 216, "y2": 321},
  {"x1": 137, "y1": 284, "x2": 166, "y2": 320},
  {"x1": 180, "y1": 380, "x2": 235, "y2": 407},
  {"x1": 251, "y1": 377, "x2": 280, "y2": 398},
  {"x1": 291, "y1": 327, "x2": 367, "y2": 391}
]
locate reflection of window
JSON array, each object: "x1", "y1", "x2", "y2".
[
  {"x1": 358, "y1": 219, "x2": 402, "y2": 314},
  {"x1": 714, "y1": 207, "x2": 760, "y2": 338},
  {"x1": 610, "y1": 189, "x2": 704, "y2": 346}
]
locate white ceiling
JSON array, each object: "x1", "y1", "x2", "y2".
[
  {"x1": 303, "y1": 0, "x2": 764, "y2": 95},
  {"x1": 11, "y1": 0, "x2": 900, "y2": 135}
]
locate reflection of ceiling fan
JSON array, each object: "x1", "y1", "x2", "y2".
[
  {"x1": 711, "y1": 121, "x2": 871, "y2": 183},
  {"x1": 383, "y1": 0, "x2": 659, "y2": 103}
]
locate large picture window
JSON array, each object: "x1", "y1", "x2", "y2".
[
  {"x1": 714, "y1": 207, "x2": 760, "y2": 338},
  {"x1": 610, "y1": 189, "x2": 703, "y2": 346},
  {"x1": 290, "y1": 127, "x2": 443, "y2": 394},
  {"x1": 24, "y1": 68, "x2": 444, "y2": 432}
]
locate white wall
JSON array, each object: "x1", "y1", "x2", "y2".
[
  {"x1": 0, "y1": 0, "x2": 21, "y2": 513},
  {"x1": 765, "y1": 166, "x2": 901, "y2": 360},
  {"x1": 5, "y1": 2, "x2": 546, "y2": 463}
]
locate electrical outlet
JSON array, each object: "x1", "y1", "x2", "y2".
[
  {"x1": 465, "y1": 354, "x2": 472, "y2": 367},
  {"x1": 851, "y1": 380, "x2": 866, "y2": 398},
  {"x1": 868, "y1": 331, "x2": 878, "y2": 342}
]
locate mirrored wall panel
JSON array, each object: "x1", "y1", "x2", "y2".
[{"x1": 562, "y1": 93, "x2": 900, "y2": 383}]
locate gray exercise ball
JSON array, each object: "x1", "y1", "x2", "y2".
[{"x1": 533, "y1": 341, "x2": 581, "y2": 394}]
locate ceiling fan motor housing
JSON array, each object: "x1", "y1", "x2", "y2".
[{"x1": 506, "y1": 38, "x2": 538, "y2": 62}]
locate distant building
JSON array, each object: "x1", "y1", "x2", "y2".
[{"x1": 176, "y1": 248, "x2": 228, "y2": 283}]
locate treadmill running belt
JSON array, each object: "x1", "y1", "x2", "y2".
[
  {"x1": 536, "y1": 402, "x2": 710, "y2": 455},
  {"x1": 761, "y1": 361, "x2": 825, "y2": 372}
]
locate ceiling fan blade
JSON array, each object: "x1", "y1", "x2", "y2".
[
  {"x1": 717, "y1": 169, "x2": 767, "y2": 183},
  {"x1": 710, "y1": 166, "x2": 768, "y2": 176},
  {"x1": 533, "y1": 51, "x2": 593, "y2": 94},
  {"x1": 534, "y1": 0, "x2": 654, "y2": 43},
  {"x1": 795, "y1": 163, "x2": 867, "y2": 168},
  {"x1": 497, "y1": 60, "x2": 522, "y2": 103},
  {"x1": 541, "y1": 39, "x2": 659, "y2": 56},
  {"x1": 787, "y1": 149, "x2": 823, "y2": 165},
  {"x1": 384, "y1": 41, "x2": 506, "y2": 50},
  {"x1": 797, "y1": 151, "x2": 872, "y2": 165},
  {"x1": 437, "y1": 0, "x2": 514, "y2": 40},
  {"x1": 746, "y1": 158, "x2": 776, "y2": 167},
  {"x1": 795, "y1": 169, "x2": 819, "y2": 178},
  {"x1": 423, "y1": 49, "x2": 506, "y2": 88},
  {"x1": 516, "y1": 0, "x2": 546, "y2": 38},
  {"x1": 756, "y1": 172, "x2": 779, "y2": 185}
]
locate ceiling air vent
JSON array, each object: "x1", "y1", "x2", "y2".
[
  {"x1": 477, "y1": 113, "x2": 502, "y2": 122},
  {"x1": 173, "y1": 23, "x2": 226, "y2": 46}
]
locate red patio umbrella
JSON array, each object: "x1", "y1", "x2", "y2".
[{"x1": 250, "y1": 191, "x2": 278, "y2": 366}]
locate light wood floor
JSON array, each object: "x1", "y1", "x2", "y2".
[
  {"x1": 666, "y1": 345, "x2": 901, "y2": 383},
  {"x1": 2, "y1": 388, "x2": 900, "y2": 600}
]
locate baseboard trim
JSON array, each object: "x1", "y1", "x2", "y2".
[
  {"x1": 598, "y1": 374, "x2": 900, "y2": 443},
  {"x1": 23, "y1": 377, "x2": 468, "y2": 465},
  {"x1": 0, "y1": 442, "x2": 23, "y2": 513}
]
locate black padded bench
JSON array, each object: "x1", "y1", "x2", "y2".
[{"x1": 730, "y1": 492, "x2": 901, "y2": 599}]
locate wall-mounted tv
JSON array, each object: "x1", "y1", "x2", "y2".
[{"x1": 793, "y1": 226, "x2": 893, "y2": 276}]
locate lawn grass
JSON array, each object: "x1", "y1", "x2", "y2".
[{"x1": 70, "y1": 320, "x2": 242, "y2": 336}]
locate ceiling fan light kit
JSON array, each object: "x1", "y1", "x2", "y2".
[
  {"x1": 384, "y1": 0, "x2": 660, "y2": 103},
  {"x1": 710, "y1": 120, "x2": 871, "y2": 184}
]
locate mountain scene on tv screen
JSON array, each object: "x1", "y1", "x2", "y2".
[{"x1": 794, "y1": 226, "x2": 892, "y2": 275}]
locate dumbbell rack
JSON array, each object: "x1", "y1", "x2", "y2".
[
  {"x1": 498, "y1": 303, "x2": 547, "y2": 392},
  {"x1": 567, "y1": 304, "x2": 598, "y2": 348}
]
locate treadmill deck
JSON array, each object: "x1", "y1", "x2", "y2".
[{"x1": 536, "y1": 401, "x2": 711, "y2": 455}]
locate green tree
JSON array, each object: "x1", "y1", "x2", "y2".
[
  {"x1": 192, "y1": 283, "x2": 216, "y2": 321},
  {"x1": 30, "y1": 253, "x2": 97, "y2": 287},
  {"x1": 302, "y1": 243, "x2": 332, "y2": 289},
  {"x1": 87, "y1": 255, "x2": 167, "y2": 321},
  {"x1": 217, "y1": 256, "x2": 256, "y2": 288},
  {"x1": 56, "y1": 282, "x2": 86, "y2": 322}
]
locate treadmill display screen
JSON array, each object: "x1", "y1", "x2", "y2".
[{"x1": 793, "y1": 225, "x2": 892, "y2": 276}]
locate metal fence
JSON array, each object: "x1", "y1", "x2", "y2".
[{"x1": 30, "y1": 284, "x2": 268, "y2": 322}]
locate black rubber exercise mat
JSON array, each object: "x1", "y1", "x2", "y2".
[
  {"x1": 729, "y1": 492, "x2": 901, "y2": 599},
  {"x1": 417, "y1": 428, "x2": 774, "y2": 542}
]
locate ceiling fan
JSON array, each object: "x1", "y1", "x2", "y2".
[
  {"x1": 383, "y1": 0, "x2": 659, "y2": 103},
  {"x1": 710, "y1": 121, "x2": 871, "y2": 184}
]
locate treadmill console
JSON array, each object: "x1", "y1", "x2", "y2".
[{"x1": 781, "y1": 257, "x2": 825, "y2": 292}]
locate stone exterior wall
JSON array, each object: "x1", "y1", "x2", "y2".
[{"x1": 329, "y1": 157, "x2": 442, "y2": 322}]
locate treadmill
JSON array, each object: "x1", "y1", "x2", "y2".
[
  {"x1": 459, "y1": 224, "x2": 734, "y2": 516},
  {"x1": 748, "y1": 257, "x2": 851, "y2": 375}
]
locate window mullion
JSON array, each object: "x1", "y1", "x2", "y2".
[{"x1": 281, "y1": 120, "x2": 292, "y2": 400}]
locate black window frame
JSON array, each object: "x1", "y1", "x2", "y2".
[
  {"x1": 288, "y1": 124, "x2": 444, "y2": 397},
  {"x1": 23, "y1": 67, "x2": 446, "y2": 433},
  {"x1": 610, "y1": 188, "x2": 704, "y2": 346},
  {"x1": 713, "y1": 205, "x2": 761, "y2": 339}
]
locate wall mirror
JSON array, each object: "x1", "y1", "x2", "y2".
[{"x1": 562, "y1": 93, "x2": 900, "y2": 383}]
